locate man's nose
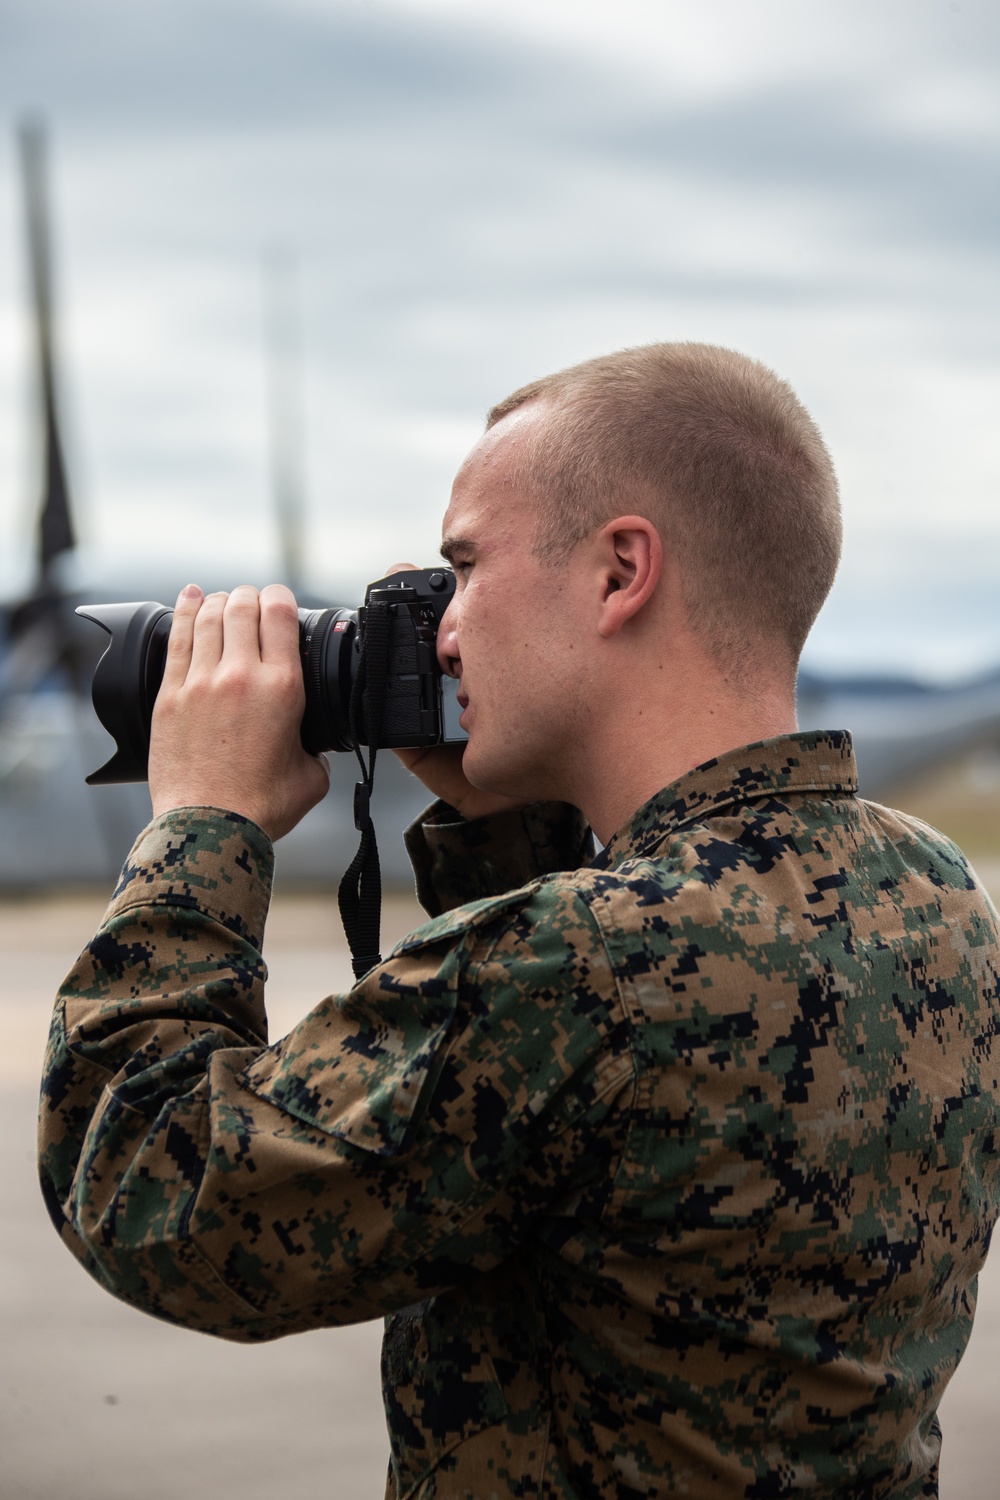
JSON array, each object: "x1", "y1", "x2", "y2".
[{"x1": 437, "y1": 602, "x2": 461, "y2": 679}]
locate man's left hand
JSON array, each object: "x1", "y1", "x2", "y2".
[{"x1": 149, "y1": 583, "x2": 331, "y2": 841}]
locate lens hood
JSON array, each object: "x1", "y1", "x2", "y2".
[{"x1": 75, "y1": 601, "x2": 172, "y2": 784}]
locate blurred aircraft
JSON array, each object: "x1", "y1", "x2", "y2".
[
  {"x1": 796, "y1": 667, "x2": 1000, "y2": 805},
  {"x1": 0, "y1": 121, "x2": 429, "y2": 893},
  {"x1": 2, "y1": 121, "x2": 998, "y2": 894}
]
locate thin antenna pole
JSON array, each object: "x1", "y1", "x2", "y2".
[
  {"x1": 18, "y1": 117, "x2": 75, "y2": 586},
  {"x1": 262, "y1": 249, "x2": 306, "y2": 595}
]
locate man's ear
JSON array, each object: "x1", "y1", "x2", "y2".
[{"x1": 595, "y1": 516, "x2": 663, "y2": 638}]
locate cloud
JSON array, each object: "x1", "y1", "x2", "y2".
[{"x1": 0, "y1": 0, "x2": 997, "y2": 674}]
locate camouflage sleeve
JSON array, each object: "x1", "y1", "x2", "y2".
[
  {"x1": 404, "y1": 798, "x2": 594, "y2": 915},
  {"x1": 38, "y1": 808, "x2": 631, "y2": 1342}
]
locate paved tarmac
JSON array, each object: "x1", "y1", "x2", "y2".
[{"x1": 3, "y1": 886, "x2": 999, "y2": 1499}]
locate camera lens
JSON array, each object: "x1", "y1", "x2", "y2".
[
  {"x1": 76, "y1": 600, "x2": 360, "y2": 784},
  {"x1": 297, "y1": 607, "x2": 358, "y2": 755}
]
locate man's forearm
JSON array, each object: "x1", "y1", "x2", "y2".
[{"x1": 38, "y1": 807, "x2": 277, "y2": 1332}]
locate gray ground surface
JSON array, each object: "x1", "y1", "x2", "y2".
[{"x1": 3, "y1": 888, "x2": 999, "y2": 1499}]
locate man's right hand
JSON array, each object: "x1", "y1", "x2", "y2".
[{"x1": 393, "y1": 741, "x2": 528, "y2": 822}]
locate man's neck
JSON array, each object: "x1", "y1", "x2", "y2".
[{"x1": 577, "y1": 692, "x2": 799, "y2": 845}]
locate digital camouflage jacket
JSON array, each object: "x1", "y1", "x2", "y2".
[{"x1": 39, "y1": 730, "x2": 1000, "y2": 1498}]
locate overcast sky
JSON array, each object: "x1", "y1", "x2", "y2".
[{"x1": 0, "y1": 0, "x2": 997, "y2": 677}]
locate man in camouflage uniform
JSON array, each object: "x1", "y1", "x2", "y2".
[{"x1": 39, "y1": 344, "x2": 1000, "y2": 1497}]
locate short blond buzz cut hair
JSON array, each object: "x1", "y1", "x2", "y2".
[{"x1": 487, "y1": 342, "x2": 841, "y2": 681}]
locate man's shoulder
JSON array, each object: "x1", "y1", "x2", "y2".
[
  {"x1": 389, "y1": 865, "x2": 608, "y2": 967},
  {"x1": 853, "y1": 795, "x2": 1000, "y2": 927},
  {"x1": 393, "y1": 787, "x2": 998, "y2": 986},
  {"x1": 857, "y1": 794, "x2": 985, "y2": 873},
  {"x1": 396, "y1": 838, "x2": 746, "y2": 965},
  {"x1": 386, "y1": 860, "x2": 685, "y2": 1019},
  {"x1": 566, "y1": 789, "x2": 999, "y2": 973}
]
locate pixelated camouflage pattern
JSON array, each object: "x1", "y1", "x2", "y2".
[
  {"x1": 406, "y1": 798, "x2": 595, "y2": 916},
  {"x1": 38, "y1": 731, "x2": 1000, "y2": 1498}
]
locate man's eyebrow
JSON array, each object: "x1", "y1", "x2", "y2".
[{"x1": 440, "y1": 535, "x2": 472, "y2": 564}]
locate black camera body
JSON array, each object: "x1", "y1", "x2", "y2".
[
  {"x1": 298, "y1": 567, "x2": 463, "y2": 756},
  {"x1": 76, "y1": 567, "x2": 466, "y2": 785}
]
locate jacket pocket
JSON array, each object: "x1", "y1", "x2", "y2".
[{"x1": 241, "y1": 892, "x2": 529, "y2": 1157}]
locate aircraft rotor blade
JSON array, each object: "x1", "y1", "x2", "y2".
[{"x1": 19, "y1": 117, "x2": 75, "y2": 586}]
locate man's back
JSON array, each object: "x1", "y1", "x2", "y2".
[{"x1": 389, "y1": 731, "x2": 1000, "y2": 1496}]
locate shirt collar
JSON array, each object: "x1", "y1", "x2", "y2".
[{"x1": 592, "y1": 729, "x2": 857, "y2": 869}]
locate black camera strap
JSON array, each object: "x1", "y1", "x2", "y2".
[{"x1": 338, "y1": 597, "x2": 390, "y2": 980}]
